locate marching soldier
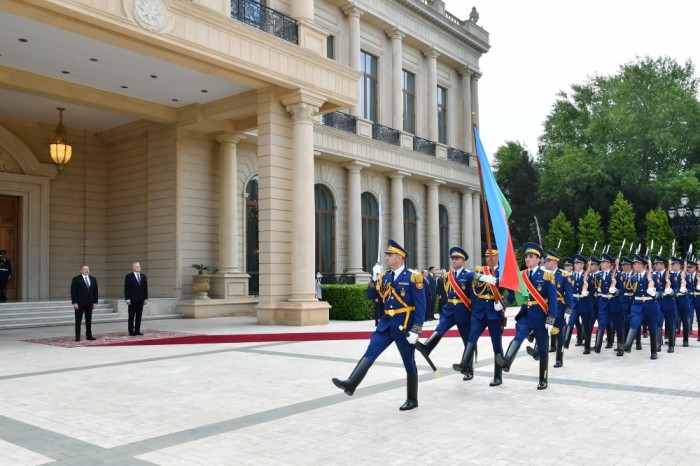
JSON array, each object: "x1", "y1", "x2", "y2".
[
  {"x1": 496, "y1": 243, "x2": 558, "y2": 390},
  {"x1": 593, "y1": 253, "x2": 625, "y2": 356},
  {"x1": 563, "y1": 257, "x2": 584, "y2": 346},
  {"x1": 619, "y1": 257, "x2": 643, "y2": 351},
  {"x1": 620, "y1": 255, "x2": 660, "y2": 360},
  {"x1": 652, "y1": 255, "x2": 677, "y2": 352},
  {"x1": 332, "y1": 240, "x2": 426, "y2": 410},
  {"x1": 0, "y1": 249, "x2": 11, "y2": 302},
  {"x1": 453, "y1": 245, "x2": 505, "y2": 386},
  {"x1": 564, "y1": 255, "x2": 593, "y2": 353},
  {"x1": 671, "y1": 257, "x2": 692, "y2": 347},
  {"x1": 687, "y1": 260, "x2": 700, "y2": 341},
  {"x1": 418, "y1": 246, "x2": 496, "y2": 381}
]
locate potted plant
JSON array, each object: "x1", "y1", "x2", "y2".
[{"x1": 191, "y1": 264, "x2": 217, "y2": 299}]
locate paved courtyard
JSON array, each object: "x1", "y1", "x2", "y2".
[{"x1": 1, "y1": 311, "x2": 700, "y2": 465}]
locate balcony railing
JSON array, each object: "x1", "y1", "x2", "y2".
[
  {"x1": 320, "y1": 274, "x2": 355, "y2": 285},
  {"x1": 230, "y1": 0, "x2": 298, "y2": 45},
  {"x1": 321, "y1": 111, "x2": 357, "y2": 133},
  {"x1": 371, "y1": 123, "x2": 400, "y2": 146},
  {"x1": 413, "y1": 136, "x2": 436, "y2": 156},
  {"x1": 447, "y1": 147, "x2": 470, "y2": 166}
]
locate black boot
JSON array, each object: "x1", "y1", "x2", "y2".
[
  {"x1": 621, "y1": 329, "x2": 636, "y2": 353},
  {"x1": 564, "y1": 326, "x2": 573, "y2": 349},
  {"x1": 549, "y1": 334, "x2": 556, "y2": 352},
  {"x1": 615, "y1": 329, "x2": 625, "y2": 356},
  {"x1": 490, "y1": 360, "x2": 503, "y2": 386},
  {"x1": 650, "y1": 332, "x2": 658, "y2": 360},
  {"x1": 399, "y1": 373, "x2": 418, "y2": 411},
  {"x1": 496, "y1": 339, "x2": 521, "y2": 373},
  {"x1": 332, "y1": 357, "x2": 373, "y2": 396},
  {"x1": 526, "y1": 330, "x2": 535, "y2": 343},
  {"x1": 683, "y1": 322, "x2": 689, "y2": 347},
  {"x1": 554, "y1": 339, "x2": 564, "y2": 367},
  {"x1": 537, "y1": 356, "x2": 548, "y2": 390},
  {"x1": 583, "y1": 330, "x2": 592, "y2": 354},
  {"x1": 575, "y1": 321, "x2": 583, "y2": 346},
  {"x1": 635, "y1": 328, "x2": 642, "y2": 350},
  {"x1": 605, "y1": 324, "x2": 614, "y2": 348},
  {"x1": 668, "y1": 331, "x2": 675, "y2": 353},
  {"x1": 526, "y1": 342, "x2": 540, "y2": 361},
  {"x1": 419, "y1": 331, "x2": 443, "y2": 355},
  {"x1": 594, "y1": 329, "x2": 604, "y2": 353},
  {"x1": 656, "y1": 332, "x2": 663, "y2": 352},
  {"x1": 452, "y1": 342, "x2": 477, "y2": 380}
]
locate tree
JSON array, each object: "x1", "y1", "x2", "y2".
[
  {"x1": 492, "y1": 141, "x2": 540, "y2": 248},
  {"x1": 644, "y1": 209, "x2": 674, "y2": 257},
  {"x1": 576, "y1": 208, "x2": 605, "y2": 257},
  {"x1": 607, "y1": 192, "x2": 637, "y2": 257},
  {"x1": 545, "y1": 211, "x2": 575, "y2": 259}
]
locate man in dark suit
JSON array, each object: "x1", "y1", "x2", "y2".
[
  {"x1": 422, "y1": 269, "x2": 436, "y2": 321},
  {"x1": 71, "y1": 265, "x2": 98, "y2": 341},
  {"x1": 124, "y1": 262, "x2": 148, "y2": 336}
]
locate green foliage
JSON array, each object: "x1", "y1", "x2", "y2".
[
  {"x1": 324, "y1": 284, "x2": 373, "y2": 321},
  {"x1": 644, "y1": 209, "x2": 674, "y2": 256},
  {"x1": 493, "y1": 141, "x2": 540, "y2": 247},
  {"x1": 191, "y1": 264, "x2": 217, "y2": 275},
  {"x1": 545, "y1": 211, "x2": 575, "y2": 259},
  {"x1": 576, "y1": 208, "x2": 606, "y2": 256},
  {"x1": 608, "y1": 192, "x2": 637, "y2": 255}
]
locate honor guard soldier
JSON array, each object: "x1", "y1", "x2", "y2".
[
  {"x1": 686, "y1": 260, "x2": 700, "y2": 340},
  {"x1": 619, "y1": 257, "x2": 643, "y2": 350},
  {"x1": 332, "y1": 240, "x2": 426, "y2": 410},
  {"x1": 418, "y1": 246, "x2": 496, "y2": 381},
  {"x1": 0, "y1": 249, "x2": 10, "y2": 301},
  {"x1": 453, "y1": 245, "x2": 505, "y2": 386},
  {"x1": 564, "y1": 255, "x2": 593, "y2": 352},
  {"x1": 653, "y1": 255, "x2": 678, "y2": 352},
  {"x1": 538, "y1": 251, "x2": 573, "y2": 367},
  {"x1": 671, "y1": 257, "x2": 692, "y2": 346},
  {"x1": 496, "y1": 242, "x2": 558, "y2": 390},
  {"x1": 593, "y1": 253, "x2": 625, "y2": 356},
  {"x1": 620, "y1": 255, "x2": 660, "y2": 359},
  {"x1": 563, "y1": 257, "x2": 584, "y2": 346}
]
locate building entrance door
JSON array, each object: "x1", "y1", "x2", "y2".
[{"x1": 0, "y1": 196, "x2": 19, "y2": 300}]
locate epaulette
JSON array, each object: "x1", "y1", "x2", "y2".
[
  {"x1": 411, "y1": 271, "x2": 424, "y2": 289},
  {"x1": 561, "y1": 270, "x2": 570, "y2": 277},
  {"x1": 543, "y1": 271, "x2": 555, "y2": 283},
  {"x1": 474, "y1": 266, "x2": 484, "y2": 273}
]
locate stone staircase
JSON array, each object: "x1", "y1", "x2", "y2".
[{"x1": 0, "y1": 301, "x2": 182, "y2": 330}]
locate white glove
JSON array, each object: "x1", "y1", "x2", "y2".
[
  {"x1": 596, "y1": 287, "x2": 602, "y2": 293},
  {"x1": 478, "y1": 274, "x2": 497, "y2": 285},
  {"x1": 494, "y1": 301, "x2": 504, "y2": 311},
  {"x1": 406, "y1": 332, "x2": 419, "y2": 345},
  {"x1": 647, "y1": 288, "x2": 656, "y2": 297},
  {"x1": 680, "y1": 287, "x2": 687, "y2": 294},
  {"x1": 663, "y1": 287, "x2": 673, "y2": 296},
  {"x1": 372, "y1": 264, "x2": 382, "y2": 281},
  {"x1": 581, "y1": 290, "x2": 589, "y2": 297},
  {"x1": 609, "y1": 286, "x2": 617, "y2": 294},
  {"x1": 697, "y1": 284, "x2": 700, "y2": 291},
  {"x1": 545, "y1": 323, "x2": 553, "y2": 335}
]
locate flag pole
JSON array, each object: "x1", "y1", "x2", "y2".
[{"x1": 472, "y1": 112, "x2": 494, "y2": 266}]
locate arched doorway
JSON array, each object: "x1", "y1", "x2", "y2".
[
  {"x1": 314, "y1": 184, "x2": 335, "y2": 274},
  {"x1": 245, "y1": 176, "x2": 259, "y2": 295}
]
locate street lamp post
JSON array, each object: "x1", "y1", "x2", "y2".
[{"x1": 667, "y1": 193, "x2": 700, "y2": 257}]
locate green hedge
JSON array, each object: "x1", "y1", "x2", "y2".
[{"x1": 323, "y1": 284, "x2": 373, "y2": 321}]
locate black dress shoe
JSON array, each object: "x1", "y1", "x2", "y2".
[
  {"x1": 463, "y1": 372, "x2": 474, "y2": 381},
  {"x1": 490, "y1": 377, "x2": 502, "y2": 387},
  {"x1": 86, "y1": 337, "x2": 96, "y2": 341},
  {"x1": 683, "y1": 341, "x2": 689, "y2": 347},
  {"x1": 537, "y1": 380, "x2": 548, "y2": 390},
  {"x1": 636, "y1": 343, "x2": 642, "y2": 350},
  {"x1": 75, "y1": 338, "x2": 80, "y2": 342},
  {"x1": 399, "y1": 399, "x2": 418, "y2": 411},
  {"x1": 554, "y1": 359, "x2": 563, "y2": 367},
  {"x1": 129, "y1": 333, "x2": 135, "y2": 336},
  {"x1": 651, "y1": 352, "x2": 658, "y2": 360},
  {"x1": 668, "y1": 347, "x2": 674, "y2": 353},
  {"x1": 135, "y1": 332, "x2": 144, "y2": 336}
]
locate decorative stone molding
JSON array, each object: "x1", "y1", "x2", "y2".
[
  {"x1": 341, "y1": 3, "x2": 365, "y2": 18},
  {"x1": 133, "y1": 0, "x2": 169, "y2": 33},
  {"x1": 286, "y1": 102, "x2": 319, "y2": 123},
  {"x1": 385, "y1": 26, "x2": 405, "y2": 41},
  {"x1": 422, "y1": 46, "x2": 440, "y2": 59}
]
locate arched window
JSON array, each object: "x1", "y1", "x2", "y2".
[
  {"x1": 403, "y1": 199, "x2": 417, "y2": 269},
  {"x1": 315, "y1": 184, "x2": 336, "y2": 274},
  {"x1": 439, "y1": 205, "x2": 450, "y2": 269},
  {"x1": 245, "y1": 176, "x2": 259, "y2": 295},
  {"x1": 361, "y1": 193, "x2": 379, "y2": 272}
]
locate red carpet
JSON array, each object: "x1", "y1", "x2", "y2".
[{"x1": 93, "y1": 328, "x2": 518, "y2": 346}]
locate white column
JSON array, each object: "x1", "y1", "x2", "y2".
[
  {"x1": 342, "y1": 5, "x2": 363, "y2": 116},
  {"x1": 283, "y1": 95, "x2": 324, "y2": 302},
  {"x1": 459, "y1": 67, "x2": 473, "y2": 153},
  {"x1": 423, "y1": 47, "x2": 440, "y2": 141},
  {"x1": 471, "y1": 72, "x2": 481, "y2": 129},
  {"x1": 345, "y1": 161, "x2": 369, "y2": 274},
  {"x1": 290, "y1": 0, "x2": 314, "y2": 21},
  {"x1": 386, "y1": 27, "x2": 405, "y2": 130},
  {"x1": 462, "y1": 189, "x2": 473, "y2": 261},
  {"x1": 214, "y1": 133, "x2": 244, "y2": 273},
  {"x1": 472, "y1": 193, "x2": 482, "y2": 265},
  {"x1": 426, "y1": 180, "x2": 443, "y2": 269},
  {"x1": 390, "y1": 172, "x2": 407, "y2": 244}
]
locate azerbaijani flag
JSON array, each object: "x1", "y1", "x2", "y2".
[{"x1": 473, "y1": 127, "x2": 528, "y2": 298}]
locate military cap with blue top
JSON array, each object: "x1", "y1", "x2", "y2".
[
  {"x1": 621, "y1": 256, "x2": 632, "y2": 265},
  {"x1": 562, "y1": 257, "x2": 574, "y2": 266},
  {"x1": 670, "y1": 256, "x2": 683, "y2": 264},
  {"x1": 385, "y1": 239, "x2": 408, "y2": 257},
  {"x1": 573, "y1": 254, "x2": 586, "y2": 263},
  {"x1": 588, "y1": 256, "x2": 600, "y2": 265},
  {"x1": 523, "y1": 242, "x2": 543, "y2": 257},
  {"x1": 652, "y1": 255, "x2": 667, "y2": 264},
  {"x1": 450, "y1": 246, "x2": 468, "y2": 260},
  {"x1": 600, "y1": 252, "x2": 614, "y2": 263},
  {"x1": 632, "y1": 254, "x2": 646, "y2": 264},
  {"x1": 544, "y1": 250, "x2": 560, "y2": 262},
  {"x1": 482, "y1": 243, "x2": 498, "y2": 257},
  {"x1": 687, "y1": 260, "x2": 697, "y2": 267}
]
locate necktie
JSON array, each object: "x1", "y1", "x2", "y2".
[
  {"x1": 84, "y1": 275, "x2": 90, "y2": 287},
  {"x1": 136, "y1": 273, "x2": 140, "y2": 284},
  {"x1": 391, "y1": 271, "x2": 396, "y2": 282},
  {"x1": 453, "y1": 271, "x2": 457, "y2": 279},
  {"x1": 528, "y1": 269, "x2": 532, "y2": 279}
]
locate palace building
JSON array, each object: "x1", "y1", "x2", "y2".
[{"x1": 0, "y1": 0, "x2": 489, "y2": 325}]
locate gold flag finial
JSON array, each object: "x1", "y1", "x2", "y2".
[{"x1": 471, "y1": 111, "x2": 477, "y2": 126}]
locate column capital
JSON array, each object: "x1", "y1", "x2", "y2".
[
  {"x1": 385, "y1": 26, "x2": 405, "y2": 41},
  {"x1": 341, "y1": 3, "x2": 364, "y2": 18},
  {"x1": 460, "y1": 187, "x2": 475, "y2": 195},
  {"x1": 425, "y1": 179, "x2": 445, "y2": 188},
  {"x1": 212, "y1": 131, "x2": 246, "y2": 146},
  {"x1": 389, "y1": 170, "x2": 411, "y2": 180},
  {"x1": 422, "y1": 46, "x2": 440, "y2": 59},
  {"x1": 458, "y1": 66, "x2": 473, "y2": 77},
  {"x1": 279, "y1": 89, "x2": 325, "y2": 123},
  {"x1": 343, "y1": 161, "x2": 370, "y2": 173}
]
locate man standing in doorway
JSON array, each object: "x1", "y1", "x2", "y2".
[
  {"x1": 71, "y1": 265, "x2": 98, "y2": 341},
  {"x1": 0, "y1": 249, "x2": 11, "y2": 302},
  {"x1": 124, "y1": 262, "x2": 148, "y2": 336}
]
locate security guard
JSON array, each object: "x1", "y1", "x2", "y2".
[
  {"x1": 0, "y1": 249, "x2": 10, "y2": 302},
  {"x1": 420, "y1": 246, "x2": 496, "y2": 381},
  {"x1": 620, "y1": 255, "x2": 660, "y2": 360},
  {"x1": 453, "y1": 245, "x2": 504, "y2": 386},
  {"x1": 496, "y1": 242, "x2": 558, "y2": 390},
  {"x1": 564, "y1": 255, "x2": 593, "y2": 352},
  {"x1": 332, "y1": 240, "x2": 426, "y2": 410},
  {"x1": 671, "y1": 257, "x2": 692, "y2": 347}
]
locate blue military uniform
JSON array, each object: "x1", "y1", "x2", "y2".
[
  {"x1": 593, "y1": 253, "x2": 625, "y2": 355},
  {"x1": 671, "y1": 257, "x2": 692, "y2": 346},
  {"x1": 620, "y1": 254, "x2": 660, "y2": 359},
  {"x1": 564, "y1": 255, "x2": 594, "y2": 353},
  {"x1": 332, "y1": 240, "x2": 426, "y2": 411},
  {"x1": 619, "y1": 257, "x2": 643, "y2": 351},
  {"x1": 686, "y1": 261, "x2": 700, "y2": 341},
  {"x1": 652, "y1": 256, "x2": 678, "y2": 352},
  {"x1": 0, "y1": 250, "x2": 11, "y2": 301},
  {"x1": 496, "y1": 242, "x2": 558, "y2": 390}
]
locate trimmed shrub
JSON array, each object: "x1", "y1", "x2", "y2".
[{"x1": 324, "y1": 284, "x2": 373, "y2": 321}]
